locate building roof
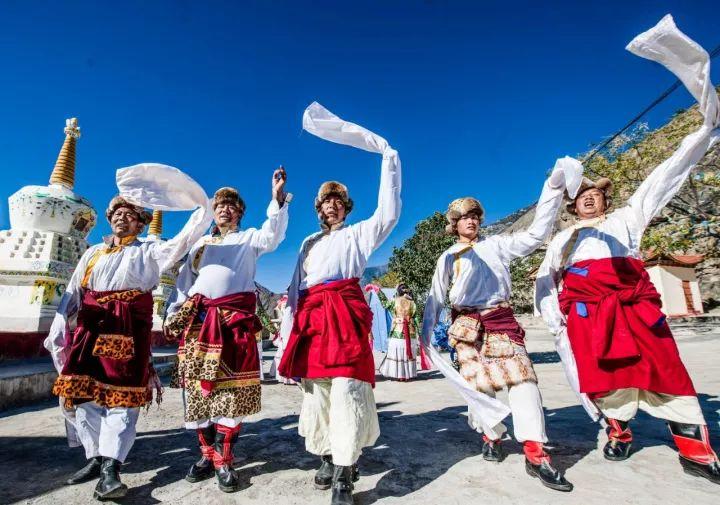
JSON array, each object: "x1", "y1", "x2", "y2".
[{"x1": 644, "y1": 251, "x2": 704, "y2": 267}]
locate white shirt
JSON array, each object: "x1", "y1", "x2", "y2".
[
  {"x1": 46, "y1": 205, "x2": 211, "y2": 372},
  {"x1": 422, "y1": 178, "x2": 565, "y2": 342},
  {"x1": 295, "y1": 151, "x2": 401, "y2": 292},
  {"x1": 169, "y1": 199, "x2": 288, "y2": 310},
  {"x1": 536, "y1": 129, "x2": 720, "y2": 336}
]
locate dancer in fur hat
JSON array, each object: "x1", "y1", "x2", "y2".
[
  {"x1": 535, "y1": 15, "x2": 720, "y2": 485},
  {"x1": 165, "y1": 168, "x2": 289, "y2": 493},
  {"x1": 422, "y1": 159, "x2": 580, "y2": 492},
  {"x1": 46, "y1": 164, "x2": 212, "y2": 500},
  {"x1": 278, "y1": 102, "x2": 401, "y2": 505}
]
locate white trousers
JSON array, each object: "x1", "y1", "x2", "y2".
[
  {"x1": 185, "y1": 416, "x2": 243, "y2": 429},
  {"x1": 594, "y1": 388, "x2": 706, "y2": 425},
  {"x1": 298, "y1": 377, "x2": 380, "y2": 466},
  {"x1": 469, "y1": 381, "x2": 548, "y2": 443},
  {"x1": 74, "y1": 402, "x2": 140, "y2": 463}
]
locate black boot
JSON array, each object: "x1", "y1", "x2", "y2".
[
  {"x1": 603, "y1": 419, "x2": 632, "y2": 461},
  {"x1": 525, "y1": 459, "x2": 573, "y2": 492},
  {"x1": 186, "y1": 425, "x2": 216, "y2": 483},
  {"x1": 314, "y1": 455, "x2": 334, "y2": 490},
  {"x1": 331, "y1": 465, "x2": 354, "y2": 505},
  {"x1": 93, "y1": 458, "x2": 128, "y2": 500},
  {"x1": 481, "y1": 438, "x2": 505, "y2": 463},
  {"x1": 213, "y1": 424, "x2": 242, "y2": 493},
  {"x1": 66, "y1": 456, "x2": 102, "y2": 485},
  {"x1": 669, "y1": 422, "x2": 720, "y2": 485}
]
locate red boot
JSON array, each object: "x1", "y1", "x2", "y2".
[
  {"x1": 603, "y1": 418, "x2": 633, "y2": 461},
  {"x1": 213, "y1": 424, "x2": 243, "y2": 492},
  {"x1": 523, "y1": 441, "x2": 573, "y2": 492},
  {"x1": 186, "y1": 424, "x2": 216, "y2": 483},
  {"x1": 669, "y1": 422, "x2": 720, "y2": 484}
]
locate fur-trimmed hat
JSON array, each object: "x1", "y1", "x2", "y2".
[
  {"x1": 566, "y1": 177, "x2": 613, "y2": 215},
  {"x1": 105, "y1": 196, "x2": 153, "y2": 225},
  {"x1": 314, "y1": 181, "x2": 354, "y2": 215},
  {"x1": 213, "y1": 187, "x2": 246, "y2": 216},
  {"x1": 445, "y1": 197, "x2": 485, "y2": 235}
]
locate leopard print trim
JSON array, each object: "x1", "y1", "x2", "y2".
[
  {"x1": 165, "y1": 299, "x2": 199, "y2": 339},
  {"x1": 184, "y1": 380, "x2": 261, "y2": 422},
  {"x1": 53, "y1": 374, "x2": 151, "y2": 408},
  {"x1": 92, "y1": 334, "x2": 134, "y2": 360},
  {"x1": 456, "y1": 334, "x2": 537, "y2": 394},
  {"x1": 95, "y1": 289, "x2": 144, "y2": 304}
]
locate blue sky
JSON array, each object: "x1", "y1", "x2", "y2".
[{"x1": 1, "y1": 1, "x2": 718, "y2": 292}]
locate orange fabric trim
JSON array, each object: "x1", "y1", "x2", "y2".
[
  {"x1": 80, "y1": 236, "x2": 138, "y2": 288},
  {"x1": 53, "y1": 374, "x2": 150, "y2": 408},
  {"x1": 92, "y1": 334, "x2": 135, "y2": 360}
]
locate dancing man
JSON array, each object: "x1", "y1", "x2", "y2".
[
  {"x1": 45, "y1": 164, "x2": 212, "y2": 500},
  {"x1": 165, "y1": 168, "x2": 289, "y2": 492},
  {"x1": 278, "y1": 102, "x2": 401, "y2": 505},
  {"x1": 536, "y1": 15, "x2": 720, "y2": 485},
  {"x1": 422, "y1": 158, "x2": 580, "y2": 491}
]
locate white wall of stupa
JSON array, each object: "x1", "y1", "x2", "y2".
[{"x1": 0, "y1": 118, "x2": 97, "y2": 333}]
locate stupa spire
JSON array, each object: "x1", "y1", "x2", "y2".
[
  {"x1": 148, "y1": 210, "x2": 163, "y2": 237},
  {"x1": 49, "y1": 118, "x2": 81, "y2": 189}
]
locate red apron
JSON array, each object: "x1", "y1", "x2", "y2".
[
  {"x1": 559, "y1": 257, "x2": 695, "y2": 398},
  {"x1": 177, "y1": 291, "x2": 262, "y2": 394},
  {"x1": 279, "y1": 278, "x2": 375, "y2": 385},
  {"x1": 52, "y1": 289, "x2": 154, "y2": 408}
]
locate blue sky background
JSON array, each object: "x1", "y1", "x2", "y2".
[{"x1": 1, "y1": 1, "x2": 719, "y2": 292}]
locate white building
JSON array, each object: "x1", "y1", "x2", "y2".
[
  {"x1": 645, "y1": 252, "x2": 704, "y2": 317},
  {"x1": 0, "y1": 119, "x2": 96, "y2": 347}
]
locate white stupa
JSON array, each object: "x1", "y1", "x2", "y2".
[{"x1": 0, "y1": 118, "x2": 97, "y2": 333}]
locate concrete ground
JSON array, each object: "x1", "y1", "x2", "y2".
[{"x1": 1, "y1": 319, "x2": 718, "y2": 505}]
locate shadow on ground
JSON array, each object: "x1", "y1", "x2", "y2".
[{"x1": 1, "y1": 393, "x2": 718, "y2": 504}]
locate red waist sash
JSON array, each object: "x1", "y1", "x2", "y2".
[
  {"x1": 559, "y1": 257, "x2": 695, "y2": 398},
  {"x1": 451, "y1": 305, "x2": 526, "y2": 345},
  {"x1": 278, "y1": 278, "x2": 375, "y2": 385},
  {"x1": 178, "y1": 291, "x2": 262, "y2": 393}
]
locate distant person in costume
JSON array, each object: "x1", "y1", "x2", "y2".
[{"x1": 377, "y1": 284, "x2": 429, "y2": 380}]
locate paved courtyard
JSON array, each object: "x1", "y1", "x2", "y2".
[{"x1": 1, "y1": 319, "x2": 718, "y2": 504}]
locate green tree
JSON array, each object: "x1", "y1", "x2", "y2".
[{"x1": 388, "y1": 212, "x2": 455, "y2": 307}]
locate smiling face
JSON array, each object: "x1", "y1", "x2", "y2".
[
  {"x1": 214, "y1": 202, "x2": 241, "y2": 229},
  {"x1": 574, "y1": 187, "x2": 607, "y2": 219},
  {"x1": 456, "y1": 212, "x2": 481, "y2": 242},
  {"x1": 110, "y1": 206, "x2": 144, "y2": 238},
  {"x1": 320, "y1": 195, "x2": 347, "y2": 226}
]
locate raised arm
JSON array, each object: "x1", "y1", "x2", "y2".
[
  {"x1": 498, "y1": 158, "x2": 580, "y2": 262},
  {"x1": 625, "y1": 14, "x2": 720, "y2": 229},
  {"x1": 355, "y1": 149, "x2": 402, "y2": 255},
  {"x1": 626, "y1": 127, "x2": 719, "y2": 229},
  {"x1": 421, "y1": 252, "x2": 452, "y2": 346},
  {"x1": 249, "y1": 168, "x2": 290, "y2": 253},
  {"x1": 150, "y1": 203, "x2": 213, "y2": 272}
]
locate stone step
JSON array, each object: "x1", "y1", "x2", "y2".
[{"x1": 0, "y1": 349, "x2": 180, "y2": 412}]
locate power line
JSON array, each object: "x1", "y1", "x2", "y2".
[{"x1": 583, "y1": 43, "x2": 720, "y2": 165}]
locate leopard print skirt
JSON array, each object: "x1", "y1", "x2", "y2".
[{"x1": 183, "y1": 380, "x2": 261, "y2": 422}]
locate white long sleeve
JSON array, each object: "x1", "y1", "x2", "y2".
[
  {"x1": 169, "y1": 199, "x2": 289, "y2": 305},
  {"x1": 497, "y1": 179, "x2": 566, "y2": 262}
]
